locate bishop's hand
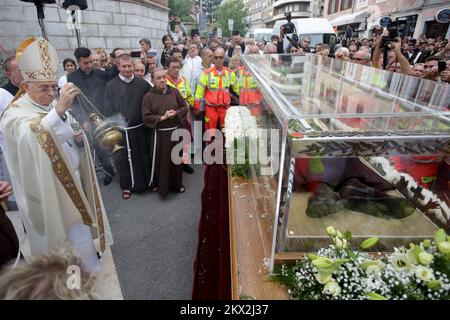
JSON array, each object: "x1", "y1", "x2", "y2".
[
  {"x1": 56, "y1": 83, "x2": 80, "y2": 117},
  {"x1": 0, "y1": 180, "x2": 13, "y2": 202}
]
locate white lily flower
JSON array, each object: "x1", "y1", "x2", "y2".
[
  {"x1": 323, "y1": 281, "x2": 341, "y2": 297},
  {"x1": 414, "y1": 265, "x2": 435, "y2": 282}
]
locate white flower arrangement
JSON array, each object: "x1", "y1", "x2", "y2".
[
  {"x1": 223, "y1": 106, "x2": 258, "y2": 178},
  {"x1": 273, "y1": 227, "x2": 450, "y2": 300}
]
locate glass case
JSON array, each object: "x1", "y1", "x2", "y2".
[{"x1": 237, "y1": 53, "x2": 450, "y2": 272}]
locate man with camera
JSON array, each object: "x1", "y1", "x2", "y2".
[{"x1": 226, "y1": 31, "x2": 245, "y2": 62}]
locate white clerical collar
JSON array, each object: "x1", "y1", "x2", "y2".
[
  {"x1": 119, "y1": 74, "x2": 134, "y2": 83},
  {"x1": 25, "y1": 94, "x2": 52, "y2": 112}
]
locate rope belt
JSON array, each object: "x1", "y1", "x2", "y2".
[
  {"x1": 149, "y1": 126, "x2": 178, "y2": 186},
  {"x1": 117, "y1": 123, "x2": 144, "y2": 189}
]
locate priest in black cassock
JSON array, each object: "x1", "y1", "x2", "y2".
[
  {"x1": 104, "y1": 53, "x2": 152, "y2": 199},
  {"x1": 68, "y1": 47, "x2": 115, "y2": 185}
]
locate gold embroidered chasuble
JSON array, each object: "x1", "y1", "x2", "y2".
[{"x1": 0, "y1": 94, "x2": 111, "y2": 255}]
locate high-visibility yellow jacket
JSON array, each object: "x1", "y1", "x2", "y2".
[
  {"x1": 167, "y1": 75, "x2": 194, "y2": 107},
  {"x1": 236, "y1": 67, "x2": 262, "y2": 106},
  {"x1": 194, "y1": 65, "x2": 239, "y2": 109}
]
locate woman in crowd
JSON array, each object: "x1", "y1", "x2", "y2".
[
  {"x1": 95, "y1": 48, "x2": 109, "y2": 69},
  {"x1": 161, "y1": 34, "x2": 174, "y2": 68},
  {"x1": 57, "y1": 58, "x2": 76, "y2": 88}
]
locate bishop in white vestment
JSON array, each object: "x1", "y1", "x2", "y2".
[{"x1": 0, "y1": 37, "x2": 112, "y2": 273}]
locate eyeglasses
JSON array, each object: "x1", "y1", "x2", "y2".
[
  {"x1": 214, "y1": 56, "x2": 224, "y2": 60},
  {"x1": 36, "y1": 86, "x2": 58, "y2": 94},
  {"x1": 351, "y1": 57, "x2": 368, "y2": 62}
]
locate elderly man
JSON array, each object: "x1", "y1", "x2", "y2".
[
  {"x1": 352, "y1": 50, "x2": 371, "y2": 66},
  {"x1": 348, "y1": 44, "x2": 358, "y2": 59},
  {"x1": 0, "y1": 38, "x2": 112, "y2": 272},
  {"x1": 144, "y1": 53, "x2": 158, "y2": 85},
  {"x1": 91, "y1": 53, "x2": 102, "y2": 70},
  {"x1": 0, "y1": 57, "x2": 23, "y2": 149},
  {"x1": 248, "y1": 45, "x2": 261, "y2": 55},
  {"x1": 264, "y1": 43, "x2": 278, "y2": 54}
]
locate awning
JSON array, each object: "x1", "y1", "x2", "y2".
[{"x1": 330, "y1": 9, "x2": 369, "y2": 27}]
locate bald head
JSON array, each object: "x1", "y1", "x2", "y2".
[
  {"x1": 264, "y1": 43, "x2": 277, "y2": 54},
  {"x1": 213, "y1": 47, "x2": 225, "y2": 69},
  {"x1": 201, "y1": 47, "x2": 213, "y2": 67},
  {"x1": 134, "y1": 61, "x2": 146, "y2": 78}
]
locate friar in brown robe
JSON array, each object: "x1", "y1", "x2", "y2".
[{"x1": 141, "y1": 68, "x2": 188, "y2": 197}]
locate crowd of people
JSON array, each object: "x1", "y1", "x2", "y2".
[{"x1": 0, "y1": 15, "x2": 448, "y2": 298}]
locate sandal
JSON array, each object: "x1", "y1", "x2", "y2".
[
  {"x1": 150, "y1": 184, "x2": 158, "y2": 192},
  {"x1": 122, "y1": 190, "x2": 131, "y2": 200},
  {"x1": 178, "y1": 186, "x2": 185, "y2": 193}
]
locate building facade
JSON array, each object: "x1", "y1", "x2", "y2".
[
  {"x1": 244, "y1": 0, "x2": 324, "y2": 31},
  {"x1": 0, "y1": 0, "x2": 169, "y2": 74},
  {"x1": 325, "y1": 0, "x2": 449, "y2": 39}
]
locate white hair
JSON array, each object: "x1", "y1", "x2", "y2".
[{"x1": 335, "y1": 47, "x2": 350, "y2": 57}]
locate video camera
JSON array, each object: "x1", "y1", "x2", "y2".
[
  {"x1": 282, "y1": 12, "x2": 299, "y2": 48},
  {"x1": 380, "y1": 16, "x2": 409, "y2": 50}
]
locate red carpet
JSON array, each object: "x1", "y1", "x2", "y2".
[{"x1": 192, "y1": 163, "x2": 231, "y2": 300}]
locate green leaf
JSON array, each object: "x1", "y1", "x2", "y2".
[
  {"x1": 427, "y1": 280, "x2": 442, "y2": 291},
  {"x1": 344, "y1": 230, "x2": 352, "y2": 240},
  {"x1": 435, "y1": 229, "x2": 447, "y2": 244},
  {"x1": 413, "y1": 245, "x2": 421, "y2": 263},
  {"x1": 308, "y1": 253, "x2": 319, "y2": 261},
  {"x1": 360, "y1": 237, "x2": 379, "y2": 250},
  {"x1": 365, "y1": 292, "x2": 388, "y2": 300},
  {"x1": 311, "y1": 258, "x2": 334, "y2": 269},
  {"x1": 347, "y1": 250, "x2": 357, "y2": 260}
]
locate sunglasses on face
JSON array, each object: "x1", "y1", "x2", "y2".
[{"x1": 214, "y1": 56, "x2": 224, "y2": 60}]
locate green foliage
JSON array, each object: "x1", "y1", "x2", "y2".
[
  {"x1": 272, "y1": 227, "x2": 450, "y2": 300},
  {"x1": 168, "y1": 0, "x2": 195, "y2": 23},
  {"x1": 203, "y1": 0, "x2": 223, "y2": 23},
  {"x1": 213, "y1": 0, "x2": 248, "y2": 37},
  {"x1": 230, "y1": 137, "x2": 250, "y2": 179}
]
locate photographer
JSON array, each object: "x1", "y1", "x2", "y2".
[{"x1": 167, "y1": 16, "x2": 187, "y2": 44}]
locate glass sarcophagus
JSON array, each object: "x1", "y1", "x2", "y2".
[{"x1": 232, "y1": 53, "x2": 450, "y2": 272}]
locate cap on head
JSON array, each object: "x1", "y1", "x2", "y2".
[{"x1": 16, "y1": 37, "x2": 58, "y2": 82}]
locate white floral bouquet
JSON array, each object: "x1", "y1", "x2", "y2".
[
  {"x1": 223, "y1": 106, "x2": 258, "y2": 178},
  {"x1": 273, "y1": 226, "x2": 450, "y2": 300}
]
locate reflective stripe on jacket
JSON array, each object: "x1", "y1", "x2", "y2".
[{"x1": 194, "y1": 66, "x2": 238, "y2": 109}]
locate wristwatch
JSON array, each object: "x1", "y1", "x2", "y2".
[{"x1": 60, "y1": 113, "x2": 67, "y2": 122}]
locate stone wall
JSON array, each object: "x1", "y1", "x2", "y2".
[{"x1": 0, "y1": 0, "x2": 169, "y2": 75}]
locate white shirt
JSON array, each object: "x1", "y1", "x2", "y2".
[
  {"x1": 0, "y1": 88, "x2": 14, "y2": 152},
  {"x1": 58, "y1": 75, "x2": 67, "y2": 88},
  {"x1": 181, "y1": 55, "x2": 203, "y2": 92},
  {"x1": 119, "y1": 73, "x2": 135, "y2": 83},
  {"x1": 143, "y1": 73, "x2": 154, "y2": 87}
]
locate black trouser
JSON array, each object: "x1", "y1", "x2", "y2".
[{"x1": 93, "y1": 142, "x2": 115, "y2": 176}]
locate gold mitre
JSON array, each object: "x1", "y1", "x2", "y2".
[{"x1": 16, "y1": 37, "x2": 58, "y2": 82}]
